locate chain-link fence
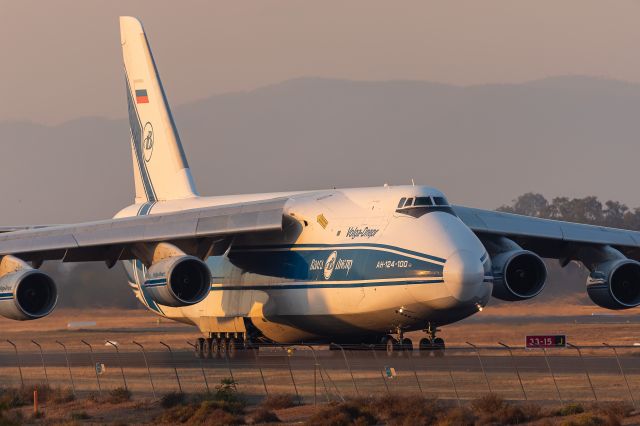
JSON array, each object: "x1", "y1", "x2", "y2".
[{"x1": 1, "y1": 340, "x2": 639, "y2": 407}]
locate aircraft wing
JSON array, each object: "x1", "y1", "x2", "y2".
[
  {"x1": 0, "y1": 197, "x2": 287, "y2": 264},
  {"x1": 452, "y1": 205, "x2": 640, "y2": 260}
]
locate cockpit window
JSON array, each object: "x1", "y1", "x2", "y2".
[
  {"x1": 405, "y1": 198, "x2": 414, "y2": 207},
  {"x1": 414, "y1": 197, "x2": 433, "y2": 206},
  {"x1": 433, "y1": 196, "x2": 449, "y2": 206},
  {"x1": 397, "y1": 198, "x2": 406, "y2": 209}
]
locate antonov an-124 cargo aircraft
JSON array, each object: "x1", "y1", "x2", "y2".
[{"x1": 0, "y1": 17, "x2": 639, "y2": 357}]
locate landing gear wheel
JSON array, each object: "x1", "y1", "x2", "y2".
[
  {"x1": 384, "y1": 336, "x2": 399, "y2": 356},
  {"x1": 195, "y1": 337, "x2": 205, "y2": 358},
  {"x1": 205, "y1": 337, "x2": 214, "y2": 359},
  {"x1": 401, "y1": 338, "x2": 413, "y2": 352},
  {"x1": 227, "y1": 338, "x2": 239, "y2": 358},
  {"x1": 213, "y1": 337, "x2": 223, "y2": 358},
  {"x1": 433, "y1": 337, "x2": 445, "y2": 357},
  {"x1": 419, "y1": 338, "x2": 433, "y2": 356}
]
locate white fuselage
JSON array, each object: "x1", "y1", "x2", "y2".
[{"x1": 118, "y1": 185, "x2": 492, "y2": 343}]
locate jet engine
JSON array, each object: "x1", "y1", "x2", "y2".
[
  {"x1": 491, "y1": 250, "x2": 547, "y2": 301},
  {"x1": 0, "y1": 257, "x2": 57, "y2": 321},
  {"x1": 586, "y1": 259, "x2": 640, "y2": 309},
  {"x1": 482, "y1": 236, "x2": 547, "y2": 301},
  {"x1": 143, "y1": 255, "x2": 211, "y2": 307}
]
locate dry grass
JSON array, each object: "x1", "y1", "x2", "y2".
[{"x1": 260, "y1": 393, "x2": 297, "y2": 410}]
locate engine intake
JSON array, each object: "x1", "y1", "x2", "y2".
[
  {"x1": 0, "y1": 269, "x2": 57, "y2": 320},
  {"x1": 144, "y1": 255, "x2": 211, "y2": 307},
  {"x1": 587, "y1": 259, "x2": 640, "y2": 309},
  {"x1": 491, "y1": 250, "x2": 547, "y2": 301}
]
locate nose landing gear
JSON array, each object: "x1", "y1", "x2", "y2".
[{"x1": 419, "y1": 323, "x2": 445, "y2": 357}]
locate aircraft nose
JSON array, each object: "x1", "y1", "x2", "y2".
[{"x1": 443, "y1": 249, "x2": 485, "y2": 302}]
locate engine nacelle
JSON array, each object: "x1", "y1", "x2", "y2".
[
  {"x1": 491, "y1": 250, "x2": 548, "y2": 301},
  {"x1": 143, "y1": 255, "x2": 211, "y2": 307},
  {"x1": 0, "y1": 269, "x2": 57, "y2": 320},
  {"x1": 587, "y1": 259, "x2": 640, "y2": 309}
]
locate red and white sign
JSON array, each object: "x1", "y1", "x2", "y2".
[{"x1": 525, "y1": 335, "x2": 566, "y2": 349}]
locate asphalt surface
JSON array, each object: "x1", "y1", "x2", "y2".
[{"x1": 1, "y1": 348, "x2": 638, "y2": 375}]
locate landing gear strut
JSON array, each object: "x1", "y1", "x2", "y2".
[
  {"x1": 419, "y1": 323, "x2": 445, "y2": 357},
  {"x1": 381, "y1": 327, "x2": 413, "y2": 356}
]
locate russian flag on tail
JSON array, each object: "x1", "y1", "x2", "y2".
[{"x1": 135, "y1": 89, "x2": 149, "y2": 104}]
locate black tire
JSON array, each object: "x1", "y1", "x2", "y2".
[
  {"x1": 385, "y1": 337, "x2": 399, "y2": 356},
  {"x1": 419, "y1": 337, "x2": 433, "y2": 356},
  {"x1": 205, "y1": 337, "x2": 214, "y2": 359},
  {"x1": 195, "y1": 337, "x2": 205, "y2": 358},
  {"x1": 402, "y1": 338, "x2": 413, "y2": 352},
  {"x1": 227, "y1": 338, "x2": 238, "y2": 358},
  {"x1": 433, "y1": 337, "x2": 445, "y2": 357},
  {"x1": 213, "y1": 338, "x2": 223, "y2": 358}
]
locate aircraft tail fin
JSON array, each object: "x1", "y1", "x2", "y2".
[{"x1": 119, "y1": 16, "x2": 198, "y2": 203}]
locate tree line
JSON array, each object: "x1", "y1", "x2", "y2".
[{"x1": 497, "y1": 192, "x2": 640, "y2": 231}]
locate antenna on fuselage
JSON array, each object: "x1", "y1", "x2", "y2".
[{"x1": 411, "y1": 178, "x2": 415, "y2": 186}]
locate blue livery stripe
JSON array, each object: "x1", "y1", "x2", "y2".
[
  {"x1": 209, "y1": 279, "x2": 444, "y2": 291},
  {"x1": 232, "y1": 243, "x2": 447, "y2": 264}
]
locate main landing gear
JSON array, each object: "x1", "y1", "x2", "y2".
[
  {"x1": 380, "y1": 327, "x2": 414, "y2": 356},
  {"x1": 419, "y1": 323, "x2": 445, "y2": 357},
  {"x1": 195, "y1": 335, "x2": 248, "y2": 359}
]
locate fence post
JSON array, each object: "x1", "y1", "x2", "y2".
[
  {"x1": 56, "y1": 341, "x2": 76, "y2": 396},
  {"x1": 406, "y1": 348, "x2": 424, "y2": 396},
  {"x1": 305, "y1": 345, "x2": 330, "y2": 403},
  {"x1": 568, "y1": 343, "x2": 597, "y2": 401},
  {"x1": 132, "y1": 341, "x2": 156, "y2": 399},
  {"x1": 368, "y1": 344, "x2": 390, "y2": 395},
  {"x1": 444, "y1": 352, "x2": 461, "y2": 407},
  {"x1": 81, "y1": 340, "x2": 101, "y2": 396},
  {"x1": 159, "y1": 341, "x2": 182, "y2": 393},
  {"x1": 498, "y1": 342, "x2": 526, "y2": 400},
  {"x1": 282, "y1": 346, "x2": 301, "y2": 404},
  {"x1": 603, "y1": 343, "x2": 635, "y2": 409},
  {"x1": 542, "y1": 348, "x2": 563, "y2": 405},
  {"x1": 31, "y1": 340, "x2": 49, "y2": 388},
  {"x1": 6, "y1": 340, "x2": 23, "y2": 388},
  {"x1": 252, "y1": 346, "x2": 269, "y2": 397},
  {"x1": 466, "y1": 342, "x2": 491, "y2": 393},
  {"x1": 332, "y1": 343, "x2": 359, "y2": 397},
  {"x1": 105, "y1": 340, "x2": 128, "y2": 391},
  {"x1": 187, "y1": 341, "x2": 209, "y2": 393}
]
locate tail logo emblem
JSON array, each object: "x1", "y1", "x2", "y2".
[{"x1": 143, "y1": 122, "x2": 154, "y2": 162}]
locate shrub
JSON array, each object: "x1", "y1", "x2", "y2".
[
  {"x1": 248, "y1": 408, "x2": 280, "y2": 424},
  {"x1": 370, "y1": 394, "x2": 440, "y2": 425},
  {"x1": 190, "y1": 401, "x2": 244, "y2": 425},
  {"x1": 0, "y1": 387, "x2": 31, "y2": 409},
  {"x1": 437, "y1": 406, "x2": 476, "y2": 426},
  {"x1": 214, "y1": 378, "x2": 239, "y2": 403},
  {"x1": 471, "y1": 393, "x2": 541, "y2": 425},
  {"x1": 560, "y1": 413, "x2": 605, "y2": 426},
  {"x1": 107, "y1": 387, "x2": 131, "y2": 404},
  {"x1": 157, "y1": 404, "x2": 195, "y2": 423},
  {"x1": 591, "y1": 401, "x2": 634, "y2": 424},
  {"x1": 471, "y1": 393, "x2": 506, "y2": 414},
  {"x1": 260, "y1": 394, "x2": 296, "y2": 410},
  {"x1": 306, "y1": 402, "x2": 377, "y2": 426},
  {"x1": 557, "y1": 403, "x2": 586, "y2": 417},
  {"x1": 160, "y1": 391, "x2": 186, "y2": 409},
  {"x1": 71, "y1": 411, "x2": 91, "y2": 420}
]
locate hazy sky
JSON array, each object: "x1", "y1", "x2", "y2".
[{"x1": 3, "y1": 0, "x2": 640, "y2": 124}]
